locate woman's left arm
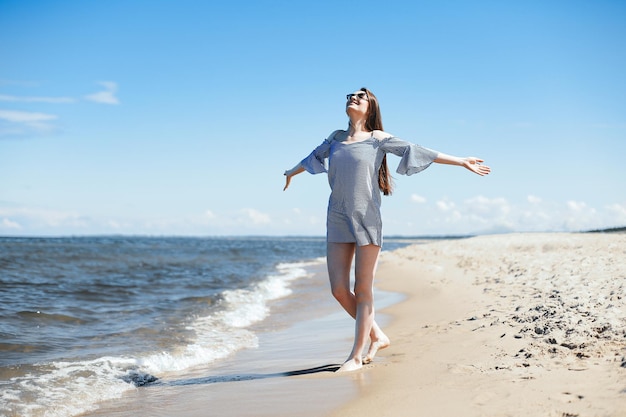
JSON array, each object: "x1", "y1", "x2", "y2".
[{"x1": 434, "y1": 153, "x2": 491, "y2": 176}]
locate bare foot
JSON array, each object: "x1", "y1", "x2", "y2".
[
  {"x1": 336, "y1": 357, "x2": 363, "y2": 373},
  {"x1": 363, "y1": 337, "x2": 390, "y2": 364}
]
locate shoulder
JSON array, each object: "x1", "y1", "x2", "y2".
[
  {"x1": 372, "y1": 130, "x2": 395, "y2": 141},
  {"x1": 326, "y1": 129, "x2": 346, "y2": 142}
]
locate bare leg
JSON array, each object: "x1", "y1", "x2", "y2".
[
  {"x1": 327, "y1": 243, "x2": 389, "y2": 372},
  {"x1": 327, "y1": 243, "x2": 390, "y2": 356}
]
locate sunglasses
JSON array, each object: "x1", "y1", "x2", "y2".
[{"x1": 346, "y1": 92, "x2": 368, "y2": 101}]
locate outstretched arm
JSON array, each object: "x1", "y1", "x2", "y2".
[
  {"x1": 283, "y1": 164, "x2": 306, "y2": 191},
  {"x1": 284, "y1": 132, "x2": 337, "y2": 190},
  {"x1": 435, "y1": 153, "x2": 491, "y2": 176}
]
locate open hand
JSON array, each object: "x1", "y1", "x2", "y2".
[{"x1": 463, "y1": 158, "x2": 491, "y2": 176}]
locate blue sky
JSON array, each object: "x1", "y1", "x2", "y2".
[{"x1": 1, "y1": 0, "x2": 625, "y2": 237}]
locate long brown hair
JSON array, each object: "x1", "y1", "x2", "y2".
[{"x1": 360, "y1": 87, "x2": 393, "y2": 195}]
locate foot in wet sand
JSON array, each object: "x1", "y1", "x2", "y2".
[
  {"x1": 363, "y1": 337, "x2": 390, "y2": 364},
  {"x1": 337, "y1": 357, "x2": 363, "y2": 373}
]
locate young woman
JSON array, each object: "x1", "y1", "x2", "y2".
[{"x1": 283, "y1": 87, "x2": 491, "y2": 372}]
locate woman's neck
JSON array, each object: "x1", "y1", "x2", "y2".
[{"x1": 347, "y1": 117, "x2": 369, "y2": 135}]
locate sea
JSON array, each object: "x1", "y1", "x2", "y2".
[{"x1": 0, "y1": 235, "x2": 427, "y2": 417}]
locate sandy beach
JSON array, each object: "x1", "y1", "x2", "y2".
[
  {"x1": 332, "y1": 232, "x2": 626, "y2": 417},
  {"x1": 83, "y1": 232, "x2": 625, "y2": 417}
]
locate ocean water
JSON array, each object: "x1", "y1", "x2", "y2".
[{"x1": 0, "y1": 236, "x2": 420, "y2": 417}]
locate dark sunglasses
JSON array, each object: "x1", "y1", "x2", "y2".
[{"x1": 346, "y1": 92, "x2": 368, "y2": 101}]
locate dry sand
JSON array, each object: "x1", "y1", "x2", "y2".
[{"x1": 330, "y1": 232, "x2": 626, "y2": 417}]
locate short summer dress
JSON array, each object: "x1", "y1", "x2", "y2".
[{"x1": 301, "y1": 132, "x2": 439, "y2": 247}]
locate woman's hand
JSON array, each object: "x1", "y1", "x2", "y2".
[
  {"x1": 283, "y1": 171, "x2": 293, "y2": 191},
  {"x1": 462, "y1": 157, "x2": 491, "y2": 176},
  {"x1": 283, "y1": 165, "x2": 305, "y2": 190}
]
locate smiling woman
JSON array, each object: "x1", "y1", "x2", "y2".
[{"x1": 283, "y1": 87, "x2": 490, "y2": 372}]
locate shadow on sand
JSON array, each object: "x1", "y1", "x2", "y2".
[{"x1": 152, "y1": 364, "x2": 342, "y2": 387}]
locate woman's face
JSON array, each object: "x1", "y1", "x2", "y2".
[{"x1": 346, "y1": 90, "x2": 369, "y2": 116}]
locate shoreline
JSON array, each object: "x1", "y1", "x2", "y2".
[
  {"x1": 81, "y1": 232, "x2": 626, "y2": 417},
  {"x1": 81, "y1": 259, "x2": 402, "y2": 417}
]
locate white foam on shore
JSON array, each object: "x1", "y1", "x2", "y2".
[
  {"x1": 0, "y1": 259, "x2": 322, "y2": 417},
  {"x1": 138, "y1": 260, "x2": 320, "y2": 375}
]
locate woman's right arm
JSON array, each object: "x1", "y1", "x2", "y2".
[
  {"x1": 283, "y1": 131, "x2": 338, "y2": 191},
  {"x1": 283, "y1": 164, "x2": 305, "y2": 191}
]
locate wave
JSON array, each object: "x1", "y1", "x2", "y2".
[{"x1": 0, "y1": 259, "x2": 321, "y2": 417}]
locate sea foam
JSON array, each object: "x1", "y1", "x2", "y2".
[{"x1": 0, "y1": 259, "x2": 318, "y2": 417}]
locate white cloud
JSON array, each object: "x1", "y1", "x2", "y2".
[
  {"x1": 107, "y1": 220, "x2": 124, "y2": 229},
  {"x1": 0, "y1": 81, "x2": 121, "y2": 138},
  {"x1": 240, "y1": 208, "x2": 271, "y2": 225},
  {"x1": 606, "y1": 203, "x2": 626, "y2": 218},
  {"x1": 464, "y1": 195, "x2": 511, "y2": 216},
  {"x1": 566, "y1": 200, "x2": 587, "y2": 211},
  {"x1": 436, "y1": 200, "x2": 455, "y2": 211},
  {"x1": 0, "y1": 206, "x2": 88, "y2": 231},
  {"x1": 0, "y1": 80, "x2": 118, "y2": 106},
  {"x1": 0, "y1": 109, "x2": 59, "y2": 136},
  {"x1": 84, "y1": 81, "x2": 120, "y2": 105},
  {"x1": 561, "y1": 200, "x2": 600, "y2": 231},
  {"x1": 2, "y1": 197, "x2": 624, "y2": 237},
  {"x1": 1, "y1": 218, "x2": 22, "y2": 230},
  {"x1": 388, "y1": 194, "x2": 626, "y2": 236},
  {"x1": 410, "y1": 194, "x2": 426, "y2": 204},
  {"x1": 0, "y1": 109, "x2": 57, "y2": 123}
]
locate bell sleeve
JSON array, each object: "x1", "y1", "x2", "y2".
[
  {"x1": 300, "y1": 139, "x2": 331, "y2": 174},
  {"x1": 379, "y1": 137, "x2": 439, "y2": 176}
]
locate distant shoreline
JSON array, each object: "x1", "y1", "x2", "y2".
[
  {"x1": 2, "y1": 225, "x2": 625, "y2": 239},
  {"x1": 584, "y1": 226, "x2": 626, "y2": 233}
]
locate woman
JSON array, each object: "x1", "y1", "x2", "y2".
[{"x1": 283, "y1": 87, "x2": 491, "y2": 372}]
